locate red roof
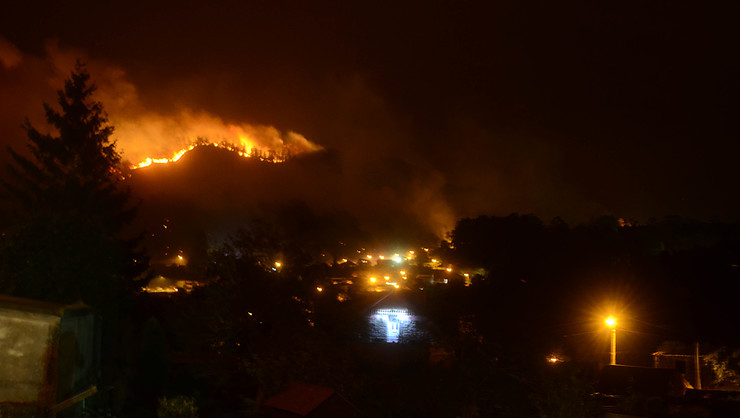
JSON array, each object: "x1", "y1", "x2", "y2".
[{"x1": 264, "y1": 382, "x2": 336, "y2": 416}]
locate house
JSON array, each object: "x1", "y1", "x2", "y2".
[
  {"x1": 652, "y1": 344, "x2": 716, "y2": 390},
  {"x1": 263, "y1": 382, "x2": 357, "y2": 418},
  {"x1": 0, "y1": 295, "x2": 100, "y2": 417}
]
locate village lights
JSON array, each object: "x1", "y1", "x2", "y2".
[{"x1": 606, "y1": 316, "x2": 617, "y2": 365}]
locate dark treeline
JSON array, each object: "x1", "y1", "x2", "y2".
[{"x1": 437, "y1": 213, "x2": 740, "y2": 353}]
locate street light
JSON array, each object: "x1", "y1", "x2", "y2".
[{"x1": 605, "y1": 316, "x2": 617, "y2": 365}]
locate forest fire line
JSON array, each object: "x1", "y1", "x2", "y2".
[{"x1": 131, "y1": 140, "x2": 291, "y2": 169}]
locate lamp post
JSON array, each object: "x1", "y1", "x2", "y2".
[{"x1": 605, "y1": 316, "x2": 617, "y2": 365}]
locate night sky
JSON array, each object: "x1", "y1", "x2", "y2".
[{"x1": 1, "y1": 1, "x2": 738, "y2": 238}]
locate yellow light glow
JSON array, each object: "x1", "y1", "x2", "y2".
[
  {"x1": 393, "y1": 283, "x2": 400, "y2": 289},
  {"x1": 275, "y1": 261, "x2": 282, "y2": 268},
  {"x1": 605, "y1": 316, "x2": 617, "y2": 328},
  {"x1": 446, "y1": 267, "x2": 452, "y2": 272},
  {"x1": 384, "y1": 276, "x2": 390, "y2": 281},
  {"x1": 400, "y1": 271, "x2": 406, "y2": 275},
  {"x1": 379, "y1": 255, "x2": 385, "y2": 260},
  {"x1": 316, "y1": 287, "x2": 323, "y2": 292},
  {"x1": 367, "y1": 255, "x2": 373, "y2": 259},
  {"x1": 431, "y1": 259, "x2": 437, "y2": 263},
  {"x1": 370, "y1": 277, "x2": 376, "y2": 282}
]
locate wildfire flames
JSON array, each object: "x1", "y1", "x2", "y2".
[
  {"x1": 133, "y1": 139, "x2": 289, "y2": 169},
  {"x1": 115, "y1": 113, "x2": 322, "y2": 170}
]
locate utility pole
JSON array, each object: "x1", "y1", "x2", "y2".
[
  {"x1": 695, "y1": 342, "x2": 702, "y2": 390},
  {"x1": 606, "y1": 316, "x2": 617, "y2": 365},
  {"x1": 610, "y1": 327, "x2": 617, "y2": 365}
]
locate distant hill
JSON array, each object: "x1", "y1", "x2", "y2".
[{"x1": 127, "y1": 145, "x2": 437, "y2": 263}]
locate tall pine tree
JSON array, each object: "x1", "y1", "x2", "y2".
[{"x1": 1, "y1": 63, "x2": 146, "y2": 307}]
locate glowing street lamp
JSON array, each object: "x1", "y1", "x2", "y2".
[{"x1": 605, "y1": 316, "x2": 617, "y2": 365}]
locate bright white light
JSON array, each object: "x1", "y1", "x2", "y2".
[
  {"x1": 393, "y1": 256, "x2": 403, "y2": 263},
  {"x1": 372, "y1": 308, "x2": 412, "y2": 343}
]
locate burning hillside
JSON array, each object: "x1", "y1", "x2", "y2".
[{"x1": 132, "y1": 139, "x2": 292, "y2": 169}]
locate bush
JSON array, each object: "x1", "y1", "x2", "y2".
[{"x1": 157, "y1": 396, "x2": 198, "y2": 418}]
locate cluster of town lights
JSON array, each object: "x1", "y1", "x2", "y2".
[{"x1": 145, "y1": 244, "x2": 473, "y2": 295}]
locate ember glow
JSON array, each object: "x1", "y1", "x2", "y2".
[
  {"x1": 118, "y1": 111, "x2": 322, "y2": 169},
  {"x1": 133, "y1": 140, "x2": 289, "y2": 169}
]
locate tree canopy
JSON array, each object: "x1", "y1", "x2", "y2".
[{"x1": 0, "y1": 63, "x2": 146, "y2": 306}]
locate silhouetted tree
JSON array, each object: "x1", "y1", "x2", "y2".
[{"x1": 0, "y1": 63, "x2": 146, "y2": 307}]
